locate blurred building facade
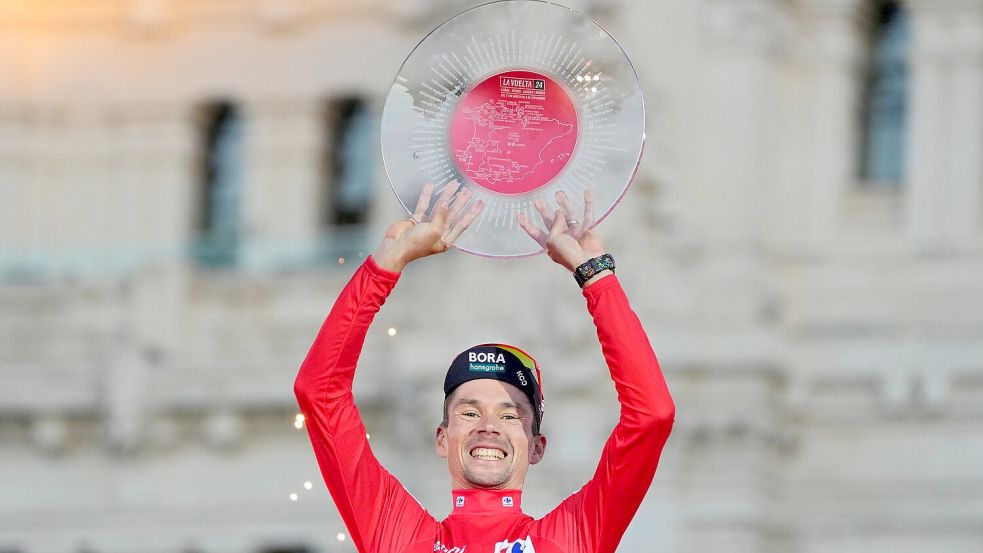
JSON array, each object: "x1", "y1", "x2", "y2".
[{"x1": 1, "y1": 1, "x2": 982, "y2": 552}]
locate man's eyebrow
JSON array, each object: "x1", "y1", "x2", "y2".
[{"x1": 453, "y1": 398, "x2": 527, "y2": 412}]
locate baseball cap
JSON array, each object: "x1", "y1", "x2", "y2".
[{"x1": 444, "y1": 343, "x2": 544, "y2": 429}]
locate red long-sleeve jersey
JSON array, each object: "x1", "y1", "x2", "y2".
[{"x1": 294, "y1": 257, "x2": 675, "y2": 553}]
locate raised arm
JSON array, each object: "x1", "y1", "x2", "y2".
[
  {"x1": 294, "y1": 255, "x2": 433, "y2": 552},
  {"x1": 519, "y1": 193, "x2": 676, "y2": 551},
  {"x1": 294, "y1": 182, "x2": 483, "y2": 552},
  {"x1": 544, "y1": 272, "x2": 675, "y2": 552}
]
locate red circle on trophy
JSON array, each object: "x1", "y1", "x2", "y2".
[
  {"x1": 382, "y1": 0, "x2": 645, "y2": 257},
  {"x1": 449, "y1": 70, "x2": 578, "y2": 195}
]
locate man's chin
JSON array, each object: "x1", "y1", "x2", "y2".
[{"x1": 463, "y1": 468, "x2": 511, "y2": 489}]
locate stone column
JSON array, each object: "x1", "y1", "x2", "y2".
[
  {"x1": 241, "y1": 98, "x2": 324, "y2": 271},
  {"x1": 905, "y1": 0, "x2": 983, "y2": 246},
  {"x1": 689, "y1": 0, "x2": 790, "y2": 327},
  {"x1": 146, "y1": 104, "x2": 199, "y2": 266},
  {"x1": 108, "y1": 104, "x2": 198, "y2": 270},
  {"x1": 692, "y1": 0, "x2": 789, "y2": 329},
  {"x1": 669, "y1": 2, "x2": 792, "y2": 553},
  {"x1": 695, "y1": 0, "x2": 785, "y2": 249},
  {"x1": 111, "y1": 104, "x2": 194, "y2": 373},
  {"x1": 791, "y1": 0, "x2": 872, "y2": 247},
  {"x1": 0, "y1": 107, "x2": 27, "y2": 267}
]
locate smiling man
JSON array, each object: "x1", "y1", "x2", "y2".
[
  {"x1": 438, "y1": 344, "x2": 547, "y2": 492},
  {"x1": 294, "y1": 187, "x2": 675, "y2": 552}
]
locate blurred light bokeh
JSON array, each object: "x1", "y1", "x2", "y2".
[{"x1": 2, "y1": 1, "x2": 982, "y2": 552}]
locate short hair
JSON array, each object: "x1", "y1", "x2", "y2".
[{"x1": 440, "y1": 390, "x2": 542, "y2": 436}]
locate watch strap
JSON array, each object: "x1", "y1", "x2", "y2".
[{"x1": 573, "y1": 254, "x2": 615, "y2": 287}]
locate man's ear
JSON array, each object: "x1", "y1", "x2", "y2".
[
  {"x1": 528, "y1": 434, "x2": 547, "y2": 465},
  {"x1": 435, "y1": 425, "x2": 448, "y2": 459}
]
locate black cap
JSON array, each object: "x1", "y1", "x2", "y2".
[{"x1": 444, "y1": 343, "x2": 544, "y2": 429}]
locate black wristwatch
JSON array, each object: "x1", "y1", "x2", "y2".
[{"x1": 573, "y1": 254, "x2": 615, "y2": 287}]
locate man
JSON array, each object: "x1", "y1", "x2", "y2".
[{"x1": 294, "y1": 185, "x2": 675, "y2": 552}]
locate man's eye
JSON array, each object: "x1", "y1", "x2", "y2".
[
  {"x1": 502, "y1": 414, "x2": 518, "y2": 420},
  {"x1": 462, "y1": 411, "x2": 479, "y2": 418}
]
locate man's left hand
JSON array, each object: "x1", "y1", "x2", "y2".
[{"x1": 517, "y1": 190, "x2": 607, "y2": 273}]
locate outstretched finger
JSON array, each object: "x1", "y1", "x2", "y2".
[
  {"x1": 446, "y1": 187, "x2": 474, "y2": 223},
  {"x1": 555, "y1": 191, "x2": 576, "y2": 224},
  {"x1": 413, "y1": 183, "x2": 435, "y2": 222},
  {"x1": 435, "y1": 180, "x2": 459, "y2": 206},
  {"x1": 548, "y1": 209, "x2": 569, "y2": 238},
  {"x1": 421, "y1": 181, "x2": 458, "y2": 223},
  {"x1": 517, "y1": 213, "x2": 548, "y2": 246},
  {"x1": 533, "y1": 197, "x2": 554, "y2": 228},
  {"x1": 429, "y1": 197, "x2": 450, "y2": 233},
  {"x1": 443, "y1": 200, "x2": 484, "y2": 245},
  {"x1": 580, "y1": 189, "x2": 596, "y2": 232}
]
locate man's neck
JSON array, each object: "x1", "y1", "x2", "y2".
[{"x1": 449, "y1": 488, "x2": 524, "y2": 515}]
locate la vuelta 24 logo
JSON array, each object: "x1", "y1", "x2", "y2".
[{"x1": 495, "y1": 536, "x2": 536, "y2": 553}]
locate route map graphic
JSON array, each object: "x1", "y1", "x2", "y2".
[{"x1": 450, "y1": 71, "x2": 578, "y2": 195}]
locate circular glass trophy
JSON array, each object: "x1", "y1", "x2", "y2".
[{"x1": 382, "y1": 0, "x2": 645, "y2": 257}]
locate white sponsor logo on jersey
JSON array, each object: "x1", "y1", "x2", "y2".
[{"x1": 494, "y1": 535, "x2": 536, "y2": 553}]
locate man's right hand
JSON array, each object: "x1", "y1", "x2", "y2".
[{"x1": 373, "y1": 181, "x2": 484, "y2": 273}]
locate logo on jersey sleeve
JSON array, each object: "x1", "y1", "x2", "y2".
[
  {"x1": 494, "y1": 536, "x2": 536, "y2": 553},
  {"x1": 433, "y1": 541, "x2": 466, "y2": 553}
]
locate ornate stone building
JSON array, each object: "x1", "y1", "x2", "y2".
[{"x1": 1, "y1": 1, "x2": 981, "y2": 552}]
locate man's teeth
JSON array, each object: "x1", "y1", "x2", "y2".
[{"x1": 471, "y1": 448, "x2": 505, "y2": 460}]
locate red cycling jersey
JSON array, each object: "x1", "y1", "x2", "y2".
[{"x1": 294, "y1": 257, "x2": 675, "y2": 553}]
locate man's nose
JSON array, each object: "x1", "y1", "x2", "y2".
[{"x1": 475, "y1": 416, "x2": 501, "y2": 434}]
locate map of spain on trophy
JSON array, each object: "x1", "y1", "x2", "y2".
[{"x1": 450, "y1": 71, "x2": 578, "y2": 195}]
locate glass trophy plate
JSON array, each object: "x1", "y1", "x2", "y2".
[{"x1": 382, "y1": 0, "x2": 645, "y2": 257}]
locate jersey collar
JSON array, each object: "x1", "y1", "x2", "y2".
[{"x1": 450, "y1": 489, "x2": 523, "y2": 515}]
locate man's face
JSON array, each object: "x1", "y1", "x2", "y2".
[{"x1": 435, "y1": 379, "x2": 547, "y2": 490}]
